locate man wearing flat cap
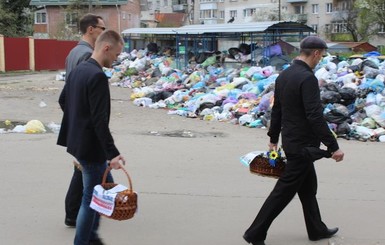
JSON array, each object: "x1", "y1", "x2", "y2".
[{"x1": 243, "y1": 36, "x2": 345, "y2": 245}]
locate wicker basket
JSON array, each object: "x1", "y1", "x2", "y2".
[
  {"x1": 249, "y1": 154, "x2": 286, "y2": 178},
  {"x1": 100, "y1": 164, "x2": 137, "y2": 221}
]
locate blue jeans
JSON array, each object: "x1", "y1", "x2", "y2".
[{"x1": 74, "y1": 160, "x2": 113, "y2": 245}]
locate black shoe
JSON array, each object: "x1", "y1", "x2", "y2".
[
  {"x1": 89, "y1": 238, "x2": 105, "y2": 245},
  {"x1": 64, "y1": 217, "x2": 76, "y2": 227},
  {"x1": 309, "y1": 227, "x2": 339, "y2": 241},
  {"x1": 243, "y1": 234, "x2": 265, "y2": 245}
]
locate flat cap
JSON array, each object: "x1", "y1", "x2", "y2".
[{"x1": 300, "y1": 36, "x2": 328, "y2": 49}]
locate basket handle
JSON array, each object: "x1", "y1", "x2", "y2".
[{"x1": 102, "y1": 163, "x2": 133, "y2": 192}]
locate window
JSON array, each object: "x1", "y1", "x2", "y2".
[
  {"x1": 200, "y1": 9, "x2": 217, "y2": 19},
  {"x1": 332, "y1": 22, "x2": 348, "y2": 33},
  {"x1": 312, "y1": 4, "x2": 318, "y2": 14},
  {"x1": 294, "y1": 5, "x2": 305, "y2": 14},
  {"x1": 155, "y1": 0, "x2": 161, "y2": 10},
  {"x1": 379, "y1": 24, "x2": 385, "y2": 33},
  {"x1": 340, "y1": 0, "x2": 351, "y2": 10},
  {"x1": 65, "y1": 13, "x2": 78, "y2": 27},
  {"x1": 326, "y1": 3, "x2": 333, "y2": 13},
  {"x1": 164, "y1": 0, "x2": 168, "y2": 6},
  {"x1": 35, "y1": 12, "x2": 47, "y2": 24},
  {"x1": 174, "y1": 0, "x2": 187, "y2": 3},
  {"x1": 220, "y1": 11, "x2": 225, "y2": 19},
  {"x1": 230, "y1": 10, "x2": 237, "y2": 18},
  {"x1": 325, "y1": 24, "x2": 331, "y2": 33},
  {"x1": 243, "y1": 8, "x2": 256, "y2": 17}
]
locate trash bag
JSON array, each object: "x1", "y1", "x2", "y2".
[
  {"x1": 238, "y1": 43, "x2": 251, "y2": 55},
  {"x1": 25, "y1": 120, "x2": 46, "y2": 134},
  {"x1": 147, "y1": 42, "x2": 159, "y2": 54},
  {"x1": 350, "y1": 109, "x2": 367, "y2": 123},
  {"x1": 228, "y1": 48, "x2": 241, "y2": 59},
  {"x1": 348, "y1": 65, "x2": 360, "y2": 72},
  {"x1": 322, "y1": 82, "x2": 339, "y2": 92},
  {"x1": 324, "y1": 109, "x2": 351, "y2": 124},
  {"x1": 360, "y1": 59, "x2": 379, "y2": 70},
  {"x1": 321, "y1": 91, "x2": 341, "y2": 104},
  {"x1": 147, "y1": 91, "x2": 173, "y2": 102},
  {"x1": 361, "y1": 117, "x2": 377, "y2": 129},
  {"x1": 151, "y1": 68, "x2": 162, "y2": 78},
  {"x1": 338, "y1": 87, "x2": 356, "y2": 105},
  {"x1": 336, "y1": 121, "x2": 351, "y2": 135}
]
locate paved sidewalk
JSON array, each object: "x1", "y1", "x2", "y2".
[{"x1": 0, "y1": 73, "x2": 384, "y2": 245}]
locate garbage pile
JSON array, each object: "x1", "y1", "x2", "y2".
[
  {"x1": 0, "y1": 119, "x2": 60, "y2": 134},
  {"x1": 106, "y1": 49, "x2": 385, "y2": 142}
]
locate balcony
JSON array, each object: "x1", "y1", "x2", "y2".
[
  {"x1": 290, "y1": 13, "x2": 307, "y2": 23},
  {"x1": 286, "y1": 0, "x2": 307, "y2": 3},
  {"x1": 298, "y1": 14, "x2": 307, "y2": 22}
]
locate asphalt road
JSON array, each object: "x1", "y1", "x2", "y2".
[{"x1": 0, "y1": 72, "x2": 384, "y2": 245}]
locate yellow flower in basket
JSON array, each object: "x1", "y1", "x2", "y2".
[
  {"x1": 269, "y1": 150, "x2": 279, "y2": 160},
  {"x1": 266, "y1": 149, "x2": 282, "y2": 167}
]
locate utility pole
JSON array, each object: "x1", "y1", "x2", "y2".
[{"x1": 278, "y1": 0, "x2": 281, "y2": 21}]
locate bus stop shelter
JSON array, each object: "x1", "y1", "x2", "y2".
[{"x1": 122, "y1": 21, "x2": 315, "y2": 68}]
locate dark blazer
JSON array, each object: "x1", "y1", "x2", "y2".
[
  {"x1": 268, "y1": 59, "x2": 339, "y2": 154},
  {"x1": 57, "y1": 58, "x2": 120, "y2": 163}
]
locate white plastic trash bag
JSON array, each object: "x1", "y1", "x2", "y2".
[{"x1": 25, "y1": 120, "x2": 46, "y2": 134}]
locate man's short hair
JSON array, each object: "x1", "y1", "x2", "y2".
[
  {"x1": 300, "y1": 36, "x2": 328, "y2": 50},
  {"x1": 95, "y1": 30, "x2": 124, "y2": 48},
  {"x1": 79, "y1": 13, "x2": 103, "y2": 35}
]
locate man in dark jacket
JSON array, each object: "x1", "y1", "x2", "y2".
[
  {"x1": 243, "y1": 36, "x2": 345, "y2": 245},
  {"x1": 58, "y1": 30, "x2": 125, "y2": 245},
  {"x1": 62, "y1": 13, "x2": 106, "y2": 228}
]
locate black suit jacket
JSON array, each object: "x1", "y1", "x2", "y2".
[
  {"x1": 57, "y1": 58, "x2": 120, "y2": 163},
  {"x1": 268, "y1": 59, "x2": 339, "y2": 154}
]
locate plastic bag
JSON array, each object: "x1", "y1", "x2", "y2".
[{"x1": 25, "y1": 120, "x2": 46, "y2": 134}]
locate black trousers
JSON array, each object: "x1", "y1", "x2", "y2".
[
  {"x1": 65, "y1": 166, "x2": 83, "y2": 220},
  {"x1": 244, "y1": 153, "x2": 328, "y2": 242}
]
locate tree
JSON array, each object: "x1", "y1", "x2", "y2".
[
  {"x1": 0, "y1": 0, "x2": 34, "y2": 37},
  {"x1": 0, "y1": 5, "x2": 18, "y2": 36},
  {"x1": 357, "y1": 0, "x2": 385, "y2": 32},
  {"x1": 355, "y1": 0, "x2": 379, "y2": 41}
]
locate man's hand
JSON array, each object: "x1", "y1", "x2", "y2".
[
  {"x1": 109, "y1": 155, "x2": 126, "y2": 169},
  {"x1": 268, "y1": 142, "x2": 278, "y2": 151},
  {"x1": 331, "y1": 149, "x2": 344, "y2": 162}
]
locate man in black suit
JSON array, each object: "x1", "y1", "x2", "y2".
[
  {"x1": 58, "y1": 30, "x2": 125, "y2": 245},
  {"x1": 63, "y1": 13, "x2": 106, "y2": 228},
  {"x1": 243, "y1": 36, "x2": 345, "y2": 245}
]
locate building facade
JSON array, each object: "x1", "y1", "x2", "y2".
[
  {"x1": 30, "y1": 0, "x2": 141, "y2": 39},
  {"x1": 191, "y1": 0, "x2": 384, "y2": 47}
]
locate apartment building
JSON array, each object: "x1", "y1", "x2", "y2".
[
  {"x1": 29, "y1": 0, "x2": 141, "y2": 39},
  {"x1": 190, "y1": 0, "x2": 384, "y2": 46},
  {"x1": 140, "y1": 0, "x2": 194, "y2": 26}
]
